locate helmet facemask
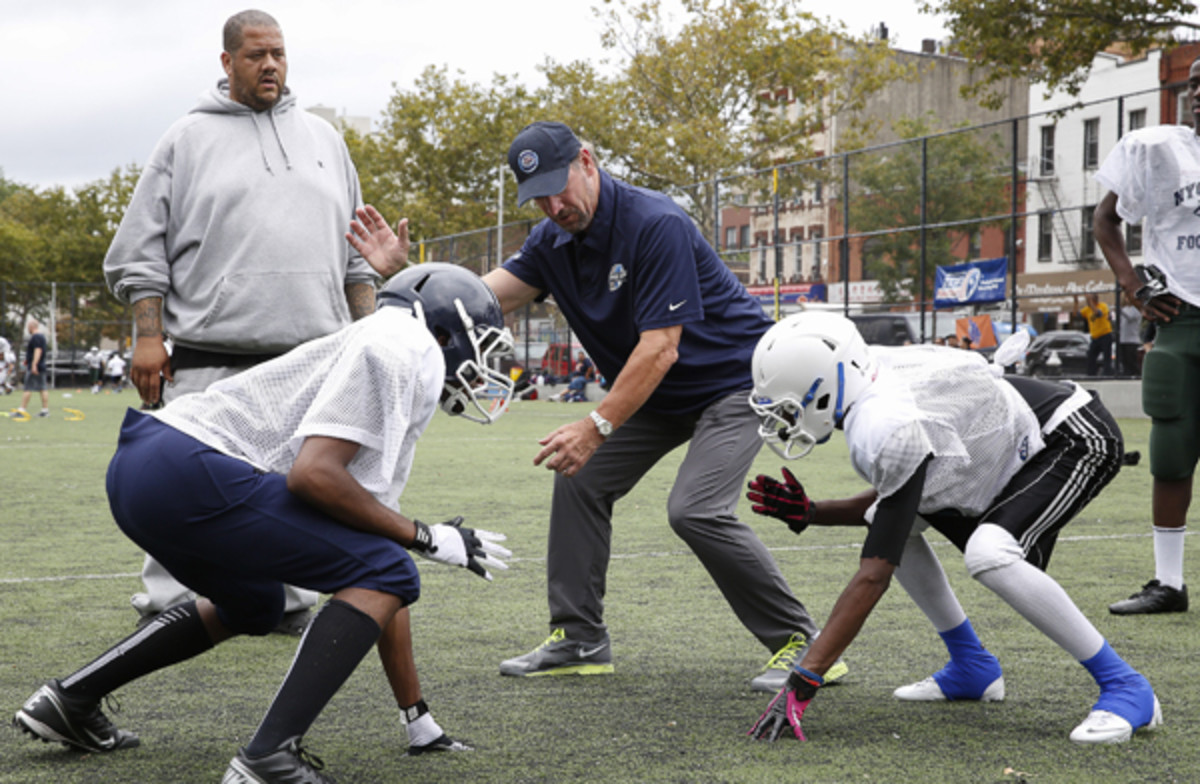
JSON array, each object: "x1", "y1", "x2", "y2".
[
  {"x1": 749, "y1": 313, "x2": 872, "y2": 460},
  {"x1": 416, "y1": 298, "x2": 516, "y2": 424}
]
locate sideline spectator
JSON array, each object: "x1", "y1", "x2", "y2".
[
  {"x1": 1117, "y1": 293, "x2": 1143, "y2": 378},
  {"x1": 1074, "y1": 293, "x2": 1114, "y2": 376},
  {"x1": 18, "y1": 319, "x2": 49, "y2": 418},
  {"x1": 85, "y1": 346, "x2": 104, "y2": 393},
  {"x1": 104, "y1": 351, "x2": 127, "y2": 392}
]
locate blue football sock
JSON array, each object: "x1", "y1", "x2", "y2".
[
  {"x1": 1081, "y1": 641, "x2": 1156, "y2": 728},
  {"x1": 931, "y1": 619, "x2": 1003, "y2": 700}
]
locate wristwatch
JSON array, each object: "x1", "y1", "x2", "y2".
[{"x1": 589, "y1": 410, "x2": 613, "y2": 438}]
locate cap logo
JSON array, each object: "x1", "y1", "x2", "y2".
[{"x1": 517, "y1": 149, "x2": 539, "y2": 174}]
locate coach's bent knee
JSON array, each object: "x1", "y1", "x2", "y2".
[{"x1": 963, "y1": 524, "x2": 1023, "y2": 578}]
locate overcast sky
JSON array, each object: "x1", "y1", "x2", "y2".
[{"x1": 1, "y1": 0, "x2": 949, "y2": 191}]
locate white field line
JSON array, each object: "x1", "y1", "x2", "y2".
[{"x1": 0, "y1": 530, "x2": 1184, "y2": 585}]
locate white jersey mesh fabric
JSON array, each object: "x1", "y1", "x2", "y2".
[
  {"x1": 155, "y1": 307, "x2": 443, "y2": 509},
  {"x1": 845, "y1": 345, "x2": 1043, "y2": 518}
]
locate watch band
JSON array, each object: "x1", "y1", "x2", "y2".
[{"x1": 589, "y1": 409, "x2": 613, "y2": 437}]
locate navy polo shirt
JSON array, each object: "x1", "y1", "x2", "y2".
[{"x1": 504, "y1": 170, "x2": 772, "y2": 414}]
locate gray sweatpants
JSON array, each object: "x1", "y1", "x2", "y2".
[
  {"x1": 547, "y1": 391, "x2": 819, "y2": 651},
  {"x1": 131, "y1": 363, "x2": 318, "y2": 617}
]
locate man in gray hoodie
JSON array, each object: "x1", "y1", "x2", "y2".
[{"x1": 104, "y1": 8, "x2": 381, "y2": 633}]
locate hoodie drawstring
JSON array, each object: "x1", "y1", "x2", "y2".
[{"x1": 248, "y1": 107, "x2": 292, "y2": 175}]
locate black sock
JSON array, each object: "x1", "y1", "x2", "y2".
[
  {"x1": 60, "y1": 601, "x2": 215, "y2": 701},
  {"x1": 245, "y1": 599, "x2": 381, "y2": 758}
]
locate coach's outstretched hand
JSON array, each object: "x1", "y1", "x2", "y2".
[
  {"x1": 748, "y1": 667, "x2": 823, "y2": 742},
  {"x1": 412, "y1": 516, "x2": 511, "y2": 581},
  {"x1": 747, "y1": 467, "x2": 813, "y2": 534}
]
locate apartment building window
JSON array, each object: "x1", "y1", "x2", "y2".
[
  {"x1": 1126, "y1": 222, "x2": 1143, "y2": 256},
  {"x1": 1083, "y1": 119, "x2": 1100, "y2": 169},
  {"x1": 811, "y1": 226, "x2": 823, "y2": 269},
  {"x1": 1081, "y1": 206, "x2": 1096, "y2": 260},
  {"x1": 1128, "y1": 109, "x2": 1146, "y2": 132},
  {"x1": 725, "y1": 226, "x2": 738, "y2": 249},
  {"x1": 740, "y1": 226, "x2": 750, "y2": 248},
  {"x1": 1037, "y1": 212, "x2": 1053, "y2": 261},
  {"x1": 1178, "y1": 88, "x2": 1191, "y2": 126},
  {"x1": 1039, "y1": 126, "x2": 1055, "y2": 176},
  {"x1": 968, "y1": 229, "x2": 981, "y2": 259}
]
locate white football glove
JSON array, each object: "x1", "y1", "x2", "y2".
[{"x1": 411, "y1": 516, "x2": 511, "y2": 581}]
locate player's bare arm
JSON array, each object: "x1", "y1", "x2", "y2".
[
  {"x1": 288, "y1": 435, "x2": 423, "y2": 547},
  {"x1": 129, "y1": 296, "x2": 172, "y2": 405},
  {"x1": 533, "y1": 324, "x2": 681, "y2": 477},
  {"x1": 346, "y1": 205, "x2": 410, "y2": 278},
  {"x1": 796, "y1": 555, "x2": 895, "y2": 676},
  {"x1": 290, "y1": 434, "x2": 511, "y2": 580},
  {"x1": 1095, "y1": 191, "x2": 1180, "y2": 323},
  {"x1": 482, "y1": 268, "x2": 542, "y2": 314},
  {"x1": 344, "y1": 282, "x2": 376, "y2": 321}
]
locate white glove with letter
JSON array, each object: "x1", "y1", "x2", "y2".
[{"x1": 410, "y1": 516, "x2": 511, "y2": 581}]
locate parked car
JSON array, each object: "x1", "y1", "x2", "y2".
[
  {"x1": 848, "y1": 312, "x2": 960, "y2": 346},
  {"x1": 1021, "y1": 330, "x2": 1091, "y2": 377}
]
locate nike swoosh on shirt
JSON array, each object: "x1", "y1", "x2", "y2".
[{"x1": 668, "y1": 300, "x2": 687, "y2": 311}]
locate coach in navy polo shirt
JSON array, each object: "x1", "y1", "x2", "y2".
[{"x1": 484, "y1": 121, "x2": 840, "y2": 689}]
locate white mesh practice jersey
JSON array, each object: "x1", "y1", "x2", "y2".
[
  {"x1": 1095, "y1": 125, "x2": 1200, "y2": 307},
  {"x1": 844, "y1": 346, "x2": 1044, "y2": 518},
  {"x1": 155, "y1": 307, "x2": 443, "y2": 509}
]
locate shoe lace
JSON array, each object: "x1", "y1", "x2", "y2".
[
  {"x1": 73, "y1": 693, "x2": 123, "y2": 737},
  {"x1": 292, "y1": 741, "x2": 326, "y2": 774},
  {"x1": 763, "y1": 633, "x2": 809, "y2": 671},
  {"x1": 535, "y1": 628, "x2": 566, "y2": 650}
]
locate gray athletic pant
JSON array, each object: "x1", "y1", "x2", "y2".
[
  {"x1": 132, "y1": 363, "x2": 319, "y2": 617},
  {"x1": 547, "y1": 390, "x2": 819, "y2": 651}
]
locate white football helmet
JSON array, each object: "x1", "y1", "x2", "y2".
[{"x1": 749, "y1": 312, "x2": 875, "y2": 459}]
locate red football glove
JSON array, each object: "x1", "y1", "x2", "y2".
[
  {"x1": 747, "y1": 467, "x2": 813, "y2": 534},
  {"x1": 748, "y1": 667, "x2": 823, "y2": 741}
]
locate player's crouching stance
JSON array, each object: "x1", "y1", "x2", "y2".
[
  {"x1": 745, "y1": 312, "x2": 1161, "y2": 745},
  {"x1": 13, "y1": 264, "x2": 516, "y2": 783}
]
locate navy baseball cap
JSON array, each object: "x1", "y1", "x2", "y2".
[{"x1": 508, "y1": 121, "x2": 582, "y2": 206}]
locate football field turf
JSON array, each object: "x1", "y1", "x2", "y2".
[{"x1": 1, "y1": 389, "x2": 1195, "y2": 783}]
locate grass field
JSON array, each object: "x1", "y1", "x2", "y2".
[{"x1": 1, "y1": 388, "x2": 1195, "y2": 783}]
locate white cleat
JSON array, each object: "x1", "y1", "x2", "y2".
[
  {"x1": 893, "y1": 675, "x2": 1005, "y2": 702},
  {"x1": 1069, "y1": 696, "x2": 1163, "y2": 744}
]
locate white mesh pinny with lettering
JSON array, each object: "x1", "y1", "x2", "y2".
[
  {"x1": 845, "y1": 345, "x2": 1044, "y2": 518},
  {"x1": 155, "y1": 307, "x2": 444, "y2": 509}
]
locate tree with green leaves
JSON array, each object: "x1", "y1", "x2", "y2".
[
  {"x1": 923, "y1": 0, "x2": 1199, "y2": 108},
  {"x1": 349, "y1": 0, "x2": 908, "y2": 245},
  {"x1": 849, "y1": 116, "x2": 1010, "y2": 303},
  {"x1": 0, "y1": 165, "x2": 140, "y2": 345}
]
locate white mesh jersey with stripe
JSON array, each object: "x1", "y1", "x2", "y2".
[
  {"x1": 844, "y1": 346, "x2": 1044, "y2": 518},
  {"x1": 154, "y1": 307, "x2": 443, "y2": 510}
]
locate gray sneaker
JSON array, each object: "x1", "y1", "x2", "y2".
[
  {"x1": 749, "y1": 632, "x2": 850, "y2": 692},
  {"x1": 222, "y1": 737, "x2": 333, "y2": 784},
  {"x1": 499, "y1": 628, "x2": 614, "y2": 676}
]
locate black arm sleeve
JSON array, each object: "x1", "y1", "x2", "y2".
[{"x1": 860, "y1": 456, "x2": 931, "y2": 566}]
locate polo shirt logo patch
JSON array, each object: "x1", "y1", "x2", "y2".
[
  {"x1": 518, "y1": 150, "x2": 539, "y2": 173},
  {"x1": 608, "y1": 263, "x2": 627, "y2": 292}
]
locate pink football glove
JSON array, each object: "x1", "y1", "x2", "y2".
[{"x1": 748, "y1": 667, "x2": 822, "y2": 741}]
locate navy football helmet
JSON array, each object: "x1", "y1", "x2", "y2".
[{"x1": 378, "y1": 263, "x2": 515, "y2": 423}]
